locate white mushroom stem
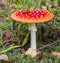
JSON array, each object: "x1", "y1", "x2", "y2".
[{"x1": 29, "y1": 23, "x2": 37, "y2": 49}]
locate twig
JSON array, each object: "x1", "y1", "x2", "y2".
[{"x1": 39, "y1": 40, "x2": 60, "y2": 50}]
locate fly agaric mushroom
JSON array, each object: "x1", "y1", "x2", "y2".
[{"x1": 11, "y1": 9, "x2": 54, "y2": 57}]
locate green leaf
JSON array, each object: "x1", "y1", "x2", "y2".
[
  {"x1": 0, "y1": 45, "x2": 20, "y2": 54},
  {"x1": 37, "y1": 0, "x2": 42, "y2": 8},
  {"x1": 22, "y1": 32, "x2": 29, "y2": 46},
  {"x1": 20, "y1": 53, "x2": 25, "y2": 59},
  {"x1": 18, "y1": 23, "x2": 22, "y2": 31},
  {"x1": 53, "y1": 0, "x2": 58, "y2": 6}
]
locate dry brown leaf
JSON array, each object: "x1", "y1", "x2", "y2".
[
  {"x1": 52, "y1": 52, "x2": 60, "y2": 57},
  {"x1": 0, "y1": 54, "x2": 9, "y2": 61}
]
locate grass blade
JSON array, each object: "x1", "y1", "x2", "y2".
[{"x1": 0, "y1": 45, "x2": 20, "y2": 54}]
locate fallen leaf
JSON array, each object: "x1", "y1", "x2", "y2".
[
  {"x1": 0, "y1": 54, "x2": 9, "y2": 61},
  {"x1": 52, "y1": 52, "x2": 60, "y2": 57},
  {"x1": 5, "y1": 30, "x2": 11, "y2": 40}
]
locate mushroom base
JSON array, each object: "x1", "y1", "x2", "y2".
[{"x1": 25, "y1": 47, "x2": 36, "y2": 58}]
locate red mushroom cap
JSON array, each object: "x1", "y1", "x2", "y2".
[{"x1": 11, "y1": 9, "x2": 54, "y2": 23}]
